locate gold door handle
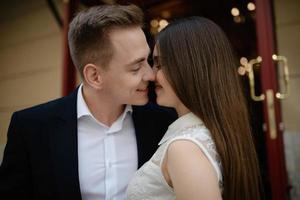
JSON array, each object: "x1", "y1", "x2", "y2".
[
  {"x1": 240, "y1": 56, "x2": 266, "y2": 101},
  {"x1": 266, "y1": 89, "x2": 277, "y2": 139},
  {"x1": 272, "y1": 55, "x2": 290, "y2": 99},
  {"x1": 248, "y1": 57, "x2": 265, "y2": 101}
]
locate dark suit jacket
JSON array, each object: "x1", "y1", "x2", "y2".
[{"x1": 0, "y1": 89, "x2": 176, "y2": 200}]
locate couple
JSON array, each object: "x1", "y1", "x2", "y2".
[{"x1": 0, "y1": 4, "x2": 262, "y2": 200}]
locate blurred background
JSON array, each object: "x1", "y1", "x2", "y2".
[{"x1": 0, "y1": 0, "x2": 299, "y2": 199}]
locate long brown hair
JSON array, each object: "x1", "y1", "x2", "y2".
[{"x1": 156, "y1": 17, "x2": 262, "y2": 200}]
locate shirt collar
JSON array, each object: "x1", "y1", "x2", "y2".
[
  {"x1": 158, "y1": 112, "x2": 204, "y2": 145},
  {"x1": 77, "y1": 84, "x2": 91, "y2": 119},
  {"x1": 77, "y1": 84, "x2": 133, "y2": 131},
  {"x1": 107, "y1": 105, "x2": 132, "y2": 133}
]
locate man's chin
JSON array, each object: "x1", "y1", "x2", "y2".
[{"x1": 130, "y1": 98, "x2": 149, "y2": 106}]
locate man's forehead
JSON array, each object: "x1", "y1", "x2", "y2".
[{"x1": 109, "y1": 26, "x2": 144, "y2": 41}]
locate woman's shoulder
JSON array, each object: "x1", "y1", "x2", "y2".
[
  {"x1": 165, "y1": 139, "x2": 223, "y2": 199},
  {"x1": 166, "y1": 126, "x2": 223, "y2": 185}
]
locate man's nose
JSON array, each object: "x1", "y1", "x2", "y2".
[{"x1": 143, "y1": 63, "x2": 155, "y2": 81}]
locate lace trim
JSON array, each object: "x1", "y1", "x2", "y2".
[{"x1": 151, "y1": 124, "x2": 223, "y2": 187}]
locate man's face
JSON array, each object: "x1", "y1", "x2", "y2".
[{"x1": 100, "y1": 26, "x2": 154, "y2": 106}]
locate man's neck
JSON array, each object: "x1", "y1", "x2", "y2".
[{"x1": 82, "y1": 84, "x2": 125, "y2": 127}]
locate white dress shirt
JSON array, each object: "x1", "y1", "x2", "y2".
[{"x1": 77, "y1": 85, "x2": 138, "y2": 200}]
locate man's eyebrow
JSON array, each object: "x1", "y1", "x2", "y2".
[{"x1": 126, "y1": 57, "x2": 146, "y2": 67}]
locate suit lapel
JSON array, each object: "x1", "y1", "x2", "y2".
[
  {"x1": 132, "y1": 107, "x2": 144, "y2": 168},
  {"x1": 48, "y1": 89, "x2": 82, "y2": 199},
  {"x1": 132, "y1": 105, "x2": 160, "y2": 168},
  {"x1": 132, "y1": 104, "x2": 176, "y2": 168}
]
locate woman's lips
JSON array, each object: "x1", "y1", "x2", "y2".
[{"x1": 155, "y1": 85, "x2": 162, "y2": 92}]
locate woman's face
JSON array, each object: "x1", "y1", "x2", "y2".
[{"x1": 152, "y1": 45, "x2": 182, "y2": 109}]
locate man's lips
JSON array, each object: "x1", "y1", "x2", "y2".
[{"x1": 137, "y1": 88, "x2": 148, "y2": 92}]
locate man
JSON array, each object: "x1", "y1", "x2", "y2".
[{"x1": 0, "y1": 4, "x2": 175, "y2": 200}]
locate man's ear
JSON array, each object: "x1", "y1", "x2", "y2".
[{"x1": 82, "y1": 63, "x2": 103, "y2": 89}]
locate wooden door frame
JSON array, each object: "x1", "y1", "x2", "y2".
[
  {"x1": 255, "y1": 0, "x2": 289, "y2": 199},
  {"x1": 62, "y1": 0, "x2": 79, "y2": 96}
]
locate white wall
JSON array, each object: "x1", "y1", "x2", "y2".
[{"x1": 0, "y1": 0, "x2": 63, "y2": 161}]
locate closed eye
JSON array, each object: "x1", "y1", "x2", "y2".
[
  {"x1": 130, "y1": 63, "x2": 143, "y2": 72},
  {"x1": 131, "y1": 67, "x2": 140, "y2": 72},
  {"x1": 153, "y1": 64, "x2": 161, "y2": 71}
]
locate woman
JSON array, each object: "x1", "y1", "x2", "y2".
[{"x1": 126, "y1": 17, "x2": 262, "y2": 200}]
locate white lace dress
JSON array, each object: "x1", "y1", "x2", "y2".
[{"x1": 126, "y1": 113, "x2": 223, "y2": 200}]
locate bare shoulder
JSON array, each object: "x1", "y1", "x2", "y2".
[
  {"x1": 166, "y1": 139, "x2": 222, "y2": 200},
  {"x1": 166, "y1": 139, "x2": 217, "y2": 179},
  {"x1": 167, "y1": 139, "x2": 208, "y2": 162}
]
